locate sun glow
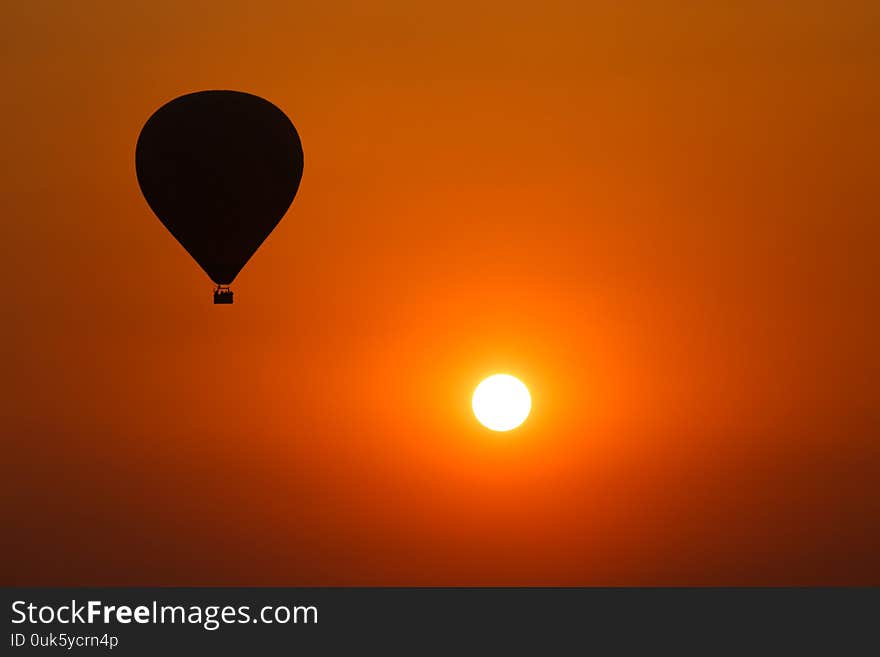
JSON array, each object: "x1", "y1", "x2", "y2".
[{"x1": 472, "y1": 374, "x2": 532, "y2": 432}]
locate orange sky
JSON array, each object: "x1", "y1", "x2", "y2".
[{"x1": 2, "y1": 1, "x2": 879, "y2": 584}]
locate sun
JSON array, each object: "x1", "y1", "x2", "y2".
[{"x1": 472, "y1": 374, "x2": 532, "y2": 432}]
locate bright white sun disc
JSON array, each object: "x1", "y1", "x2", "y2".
[{"x1": 472, "y1": 374, "x2": 531, "y2": 432}]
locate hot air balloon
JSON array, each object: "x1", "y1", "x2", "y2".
[{"x1": 135, "y1": 90, "x2": 304, "y2": 303}]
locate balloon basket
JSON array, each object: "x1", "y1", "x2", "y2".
[{"x1": 213, "y1": 287, "x2": 233, "y2": 304}]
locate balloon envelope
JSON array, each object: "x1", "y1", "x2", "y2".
[{"x1": 136, "y1": 90, "x2": 304, "y2": 285}]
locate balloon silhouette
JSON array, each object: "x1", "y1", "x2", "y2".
[{"x1": 135, "y1": 90, "x2": 304, "y2": 303}]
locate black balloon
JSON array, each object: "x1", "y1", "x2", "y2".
[{"x1": 136, "y1": 90, "x2": 304, "y2": 287}]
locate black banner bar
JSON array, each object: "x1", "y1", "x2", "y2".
[{"x1": 3, "y1": 588, "x2": 877, "y2": 654}]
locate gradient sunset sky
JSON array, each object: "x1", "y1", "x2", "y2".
[{"x1": 2, "y1": 1, "x2": 878, "y2": 584}]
